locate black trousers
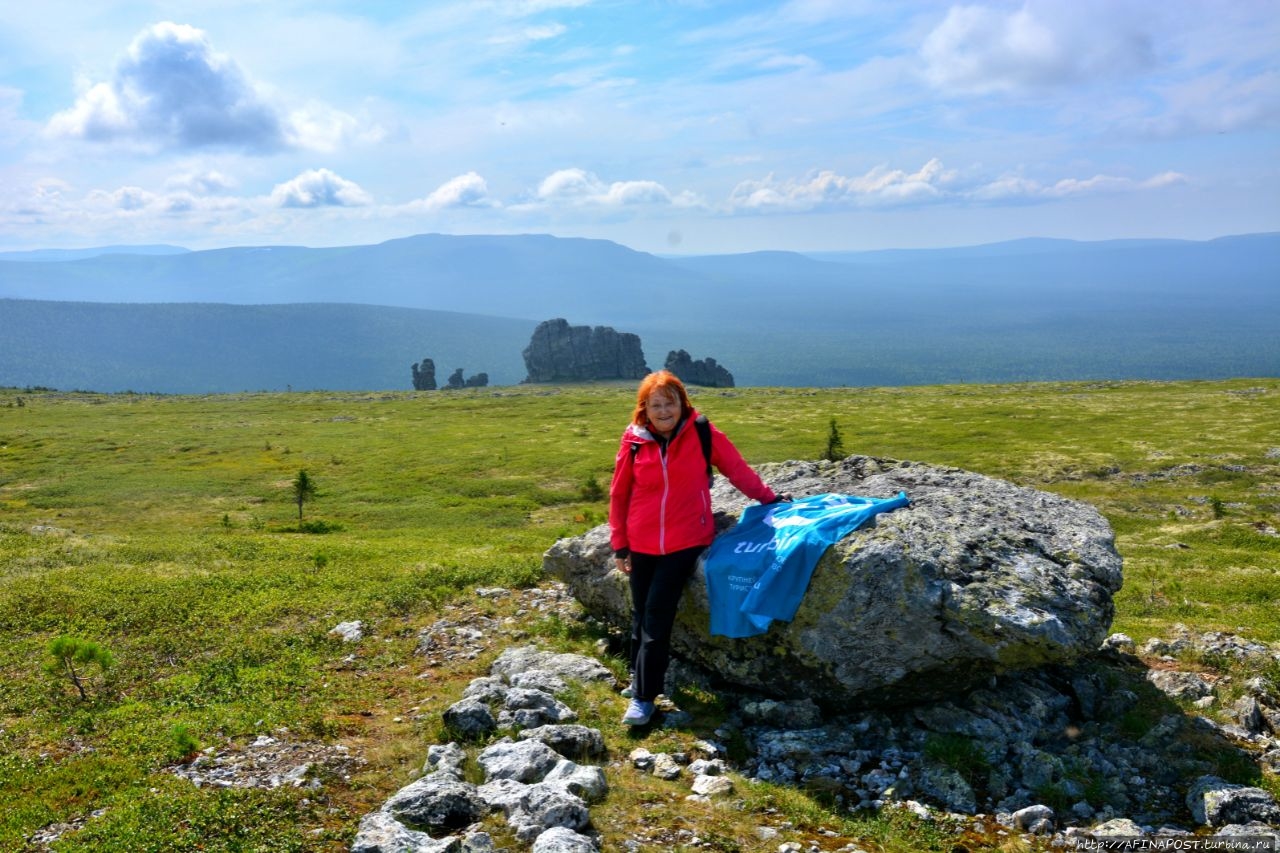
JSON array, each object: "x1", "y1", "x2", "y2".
[{"x1": 628, "y1": 546, "x2": 703, "y2": 702}]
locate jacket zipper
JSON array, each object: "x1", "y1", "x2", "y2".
[{"x1": 658, "y1": 449, "x2": 669, "y2": 553}]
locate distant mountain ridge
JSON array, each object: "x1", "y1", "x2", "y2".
[
  {"x1": 0, "y1": 233, "x2": 689, "y2": 325},
  {"x1": 0, "y1": 245, "x2": 190, "y2": 263},
  {"x1": 1, "y1": 232, "x2": 1277, "y2": 392}
]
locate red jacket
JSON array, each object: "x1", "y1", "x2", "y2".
[{"x1": 609, "y1": 409, "x2": 777, "y2": 556}]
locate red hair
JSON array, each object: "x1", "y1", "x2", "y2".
[{"x1": 631, "y1": 370, "x2": 692, "y2": 427}]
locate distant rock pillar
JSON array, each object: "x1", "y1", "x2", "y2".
[
  {"x1": 412, "y1": 358, "x2": 437, "y2": 390},
  {"x1": 664, "y1": 349, "x2": 735, "y2": 388}
]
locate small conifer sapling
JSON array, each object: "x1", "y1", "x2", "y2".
[
  {"x1": 292, "y1": 469, "x2": 317, "y2": 520},
  {"x1": 45, "y1": 636, "x2": 114, "y2": 701},
  {"x1": 823, "y1": 418, "x2": 846, "y2": 462}
]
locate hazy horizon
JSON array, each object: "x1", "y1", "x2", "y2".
[{"x1": 2, "y1": 228, "x2": 1275, "y2": 263}]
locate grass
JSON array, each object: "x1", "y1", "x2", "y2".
[{"x1": 1, "y1": 378, "x2": 1278, "y2": 851}]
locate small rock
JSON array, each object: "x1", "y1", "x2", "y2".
[
  {"x1": 329, "y1": 620, "x2": 364, "y2": 643},
  {"x1": 1213, "y1": 822, "x2": 1280, "y2": 841},
  {"x1": 477, "y1": 739, "x2": 562, "y2": 784},
  {"x1": 1087, "y1": 818, "x2": 1146, "y2": 838},
  {"x1": 517, "y1": 724, "x2": 606, "y2": 761},
  {"x1": 543, "y1": 759, "x2": 609, "y2": 803},
  {"x1": 1233, "y1": 696, "x2": 1268, "y2": 735},
  {"x1": 489, "y1": 646, "x2": 613, "y2": 685},
  {"x1": 1101, "y1": 633, "x2": 1136, "y2": 654},
  {"x1": 442, "y1": 697, "x2": 497, "y2": 738},
  {"x1": 511, "y1": 669, "x2": 570, "y2": 695},
  {"x1": 691, "y1": 774, "x2": 735, "y2": 797},
  {"x1": 349, "y1": 811, "x2": 456, "y2": 853},
  {"x1": 531, "y1": 826, "x2": 598, "y2": 853},
  {"x1": 1146, "y1": 670, "x2": 1214, "y2": 701},
  {"x1": 282, "y1": 763, "x2": 313, "y2": 788},
  {"x1": 381, "y1": 775, "x2": 486, "y2": 833},
  {"x1": 1026, "y1": 818, "x2": 1053, "y2": 835},
  {"x1": 1186, "y1": 775, "x2": 1280, "y2": 827},
  {"x1": 425, "y1": 742, "x2": 468, "y2": 779},
  {"x1": 652, "y1": 753, "x2": 683, "y2": 781},
  {"x1": 687, "y1": 758, "x2": 726, "y2": 777},
  {"x1": 481, "y1": 780, "x2": 589, "y2": 842},
  {"x1": 463, "y1": 831, "x2": 496, "y2": 852},
  {"x1": 629, "y1": 748, "x2": 654, "y2": 771},
  {"x1": 1011, "y1": 804, "x2": 1054, "y2": 831},
  {"x1": 499, "y1": 688, "x2": 577, "y2": 728}
]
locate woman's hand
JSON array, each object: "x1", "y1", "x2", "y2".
[{"x1": 615, "y1": 555, "x2": 632, "y2": 574}]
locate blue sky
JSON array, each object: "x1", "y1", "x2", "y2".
[{"x1": 1, "y1": 0, "x2": 1276, "y2": 254}]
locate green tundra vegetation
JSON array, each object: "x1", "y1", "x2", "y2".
[{"x1": 1, "y1": 379, "x2": 1277, "y2": 851}]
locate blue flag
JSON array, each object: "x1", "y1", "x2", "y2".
[{"x1": 702, "y1": 492, "x2": 910, "y2": 638}]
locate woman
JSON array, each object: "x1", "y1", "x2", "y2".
[{"x1": 609, "y1": 370, "x2": 788, "y2": 725}]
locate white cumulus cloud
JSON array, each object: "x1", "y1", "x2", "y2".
[
  {"x1": 921, "y1": 2, "x2": 1154, "y2": 94},
  {"x1": 535, "y1": 168, "x2": 698, "y2": 208},
  {"x1": 165, "y1": 170, "x2": 237, "y2": 195},
  {"x1": 1042, "y1": 171, "x2": 1187, "y2": 198},
  {"x1": 45, "y1": 21, "x2": 365, "y2": 154},
  {"x1": 86, "y1": 185, "x2": 159, "y2": 211},
  {"x1": 287, "y1": 101, "x2": 381, "y2": 152},
  {"x1": 730, "y1": 160, "x2": 1187, "y2": 210},
  {"x1": 419, "y1": 172, "x2": 492, "y2": 211},
  {"x1": 48, "y1": 22, "x2": 287, "y2": 152},
  {"x1": 730, "y1": 160, "x2": 955, "y2": 210},
  {"x1": 538, "y1": 168, "x2": 600, "y2": 200},
  {"x1": 270, "y1": 168, "x2": 373, "y2": 208}
]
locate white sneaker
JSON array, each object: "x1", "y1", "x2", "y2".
[
  {"x1": 620, "y1": 680, "x2": 635, "y2": 699},
  {"x1": 621, "y1": 699, "x2": 655, "y2": 726}
]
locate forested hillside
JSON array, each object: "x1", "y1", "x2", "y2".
[
  {"x1": 1, "y1": 232, "x2": 1276, "y2": 391},
  {"x1": 0, "y1": 301, "x2": 535, "y2": 393}
]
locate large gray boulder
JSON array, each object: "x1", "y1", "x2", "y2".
[{"x1": 543, "y1": 456, "x2": 1123, "y2": 707}]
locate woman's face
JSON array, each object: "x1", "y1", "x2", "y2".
[{"x1": 645, "y1": 389, "x2": 681, "y2": 437}]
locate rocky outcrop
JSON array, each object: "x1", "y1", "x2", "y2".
[
  {"x1": 411, "y1": 358, "x2": 437, "y2": 391},
  {"x1": 351, "y1": 646, "x2": 612, "y2": 852},
  {"x1": 170, "y1": 733, "x2": 360, "y2": 792},
  {"x1": 522, "y1": 319, "x2": 648, "y2": 384},
  {"x1": 353, "y1": 634, "x2": 1280, "y2": 850},
  {"x1": 444, "y1": 368, "x2": 489, "y2": 389},
  {"x1": 412, "y1": 360, "x2": 488, "y2": 390},
  {"x1": 544, "y1": 455, "x2": 1123, "y2": 708},
  {"x1": 714, "y1": 645, "x2": 1280, "y2": 825},
  {"x1": 664, "y1": 349, "x2": 734, "y2": 388},
  {"x1": 339, "y1": 586, "x2": 1279, "y2": 850}
]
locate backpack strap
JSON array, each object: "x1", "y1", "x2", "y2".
[{"x1": 695, "y1": 415, "x2": 714, "y2": 487}]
